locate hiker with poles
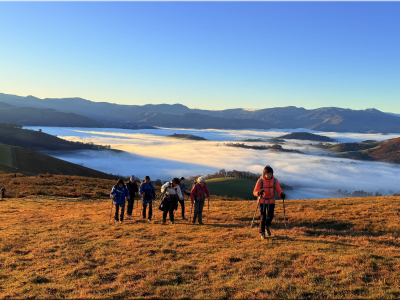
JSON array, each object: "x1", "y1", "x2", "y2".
[
  {"x1": 139, "y1": 176, "x2": 156, "y2": 222},
  {"x1": 126, "y1": 175, "x2": 138, "y2": 219},
  {"x1": 178, "y1": 177, "x2": 191, "y2": 220},
  {"x1": 161, "y1": 178, "x2": 183, "y2": 225},
  {"x1": 110, "y1": 179, "x2": 130, "y2": 224},
  {"x1": 190, "y1": 176, "x2": 210, "y2": 225},
  {"x1": 252, "y1": 165, "x2": 286, "y2": 239}
]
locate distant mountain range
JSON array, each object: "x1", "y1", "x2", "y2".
[{"x1": 1, "y1": 92, "x2": 400, "y2": 133}]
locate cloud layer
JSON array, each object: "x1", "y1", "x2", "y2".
[{"x1": 27, "y1": 127, "x2": 400, "y2": 200}]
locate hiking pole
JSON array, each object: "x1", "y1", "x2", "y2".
[
  {"x1": 109, "y1": 199, "x2": 114, "y2": 225},
  {"x1": 283, "y1": 198, "x2": 287, "y2": 238},
  {"x1": 207, "y1": 197, "x2": 210, "y2": 223},
  {"x1": 247, "y1": 201, "x2": 260, "y2": 237}
]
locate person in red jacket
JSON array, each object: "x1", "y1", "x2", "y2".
[
  {"x1": 253, "y1": 165, "x2": 286, "y2": 239},
  {"x1": 190, "y1": 176, "x2": 210, "y2": 225}
]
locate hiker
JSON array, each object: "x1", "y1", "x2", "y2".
[
  {"x1": 126, "y1": 176, "x2": 138, "y2": 218},
  {"x1": 190, "y1": 176, "x2": 210, "y2": 225},
  {"x1": 161, "y1": 178, "x2": 183, "y2": 224},
  {"x1": 253, "y1": 165, "x2": 286, "y2": 239},
  {"x1": 178, "y1": 177, "x2": 191, "y2": 220},
  {"x1": 110, "y1": 179, "x2": 130, "y2": 223},
  {"x1": 1, "y1": 186, "x2": 6, "y2": 200},
  {"x1": 139, "y1": 176, "x2": 156, "y2": 221}
]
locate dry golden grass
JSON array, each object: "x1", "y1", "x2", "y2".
[{"x1": 0, "y1": 175, "x2": 399, "y2": 299}]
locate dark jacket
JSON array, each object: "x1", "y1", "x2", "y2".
[{"x1": 127, "y1": 181, "x2": 138, "y2": 196}]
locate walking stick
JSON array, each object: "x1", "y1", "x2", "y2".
[
  {"x1": 207, "y1": 197, "x2": 210, "y2": 223},
  {"x1": 109, "y1": 199, "x2": 114, "y2": 225},
  {"x1": 283, "y1": 198, "x2": 287, "y2": 238},
  {"x1": 247, "y1": 201, "x2": 260, "y2": 237}
]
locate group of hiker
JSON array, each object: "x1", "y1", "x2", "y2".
[
  {"x1": 110, "y1": 165, "x2": 285, "y2": 239},
  {"x1": 110, "y1": 175, "x2": 210, "y2": 225}
]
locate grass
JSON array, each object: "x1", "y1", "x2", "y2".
[
  {"x1": 0, "y1": 144, "x2": 14, "y2": 168},
  {"x1": 0, "y1": 175, "x2": 399, "y2": 299},
  {"x1": 206, "y1": 177, "x2": 257, "y2": 199},
  {"x1": 0, "y1": 144, "x2": 116, "y2": 179}
]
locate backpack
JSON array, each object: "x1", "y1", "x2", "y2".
[
  {"x1": 142, "y1": 183, "x2": 154, "y2": 200},
  {"x1": 260, "y1": 177, "x2": 276, "y2": 213}
]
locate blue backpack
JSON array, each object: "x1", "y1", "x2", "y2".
[{"x1": 142, "y1": 183, "x2": 155, "y2": 200}]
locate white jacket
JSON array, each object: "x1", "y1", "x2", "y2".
[{"x1": 161, "y1": 182, "x2": 183, "y2": 199}]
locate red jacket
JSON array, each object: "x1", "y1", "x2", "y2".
[
  {"x1": 191, "y1": 183, "x2": 210, "y2": 202},
  {"x1": 253, "y1": 175, "x2": 283, "y2": 204}
]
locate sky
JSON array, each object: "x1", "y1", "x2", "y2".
[{"x1": 0, "y1": 2, "x2": 399, "y2": 112}]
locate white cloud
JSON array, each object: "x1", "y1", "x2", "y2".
[{"x1": 27, "y1": 126, "x2": 400, "y2": 199}]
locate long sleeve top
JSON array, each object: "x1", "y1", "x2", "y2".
[{"x1": 161, "y1": 182, "x2": 183, "y2": 199}]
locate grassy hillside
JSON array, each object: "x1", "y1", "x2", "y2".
[
  {"x1": 0, "y1": 125, "x2": 110, "y2": 151},
  {"x1": 0, "y1": 176, "x2": 398, "y2": 299},
  {"x1": 370, "y1": 137, "x2": 400, "y2": 163},
  {"x1": 206, "y1": 177, "x2": 257, "y2": 199},
  {"x1": 0, "y1": 145, "x2": 116, "y2": 179}
]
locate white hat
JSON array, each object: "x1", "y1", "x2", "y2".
[{"x1": 197, "y1": 176, "x2": 205, "y2": 183}]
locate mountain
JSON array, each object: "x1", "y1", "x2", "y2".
[
  {"x1": 0, "y1": 143, "x2": 116, "y2": 178},
  {"x1": 2, "y1": 92, "x2": 400, "y2": 133},
  {"x1": 0, "y1": 102, "x2": 104, "y2": 127}
]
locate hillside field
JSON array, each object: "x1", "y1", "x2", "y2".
[
  {"x1": 206, "y1": 177, "x2": 257, "y2": 200},
  {"x1": 0, "y1": 174, "x2": 399, "y2": 299},
  {"x1": 0, "y1": 145, "x2": 116, "y2": 179}
]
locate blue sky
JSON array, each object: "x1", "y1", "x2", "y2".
[{"x1": 0, "y1": 2, "x2": 399, "y2": 112}]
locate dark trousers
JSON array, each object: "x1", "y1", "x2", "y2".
[
  {"x1": 1, "y1": 191, "x2": 4, "y2": 199},
  {"x1": 193, "y1": 200, "x2": 205, "y2": 223},
  {"x1": 127, "y1": 194, "x2": 135, "y2": 216},
  {"x1": 259, "y1": 203, "x2": 275, "y2": 233},
  {"x1": 163, "y1": 200, "x2": 176, "y2": 222},
  {"x1": 178, "y1": 199, "x2": 185, "y2": 217},
  {"x1": 142, "y1": 202, "x2": 153, "y2": 220},
  {"x1": 115, "y1": 203, "x2": 125, "y2": 222}
]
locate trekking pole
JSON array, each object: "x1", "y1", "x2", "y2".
[
  {"x1": 207, "y1": 197, "x2": 210, "y2": 223},
  {"x1": 109, "y1": 199, "x2": 114, "y2": 225},
  {"x1": 283, "y1": 198, "x2": 287, "y2": 238},
  {"x1": 247, "y1": 201, "x2": 260, "y2": 237}
]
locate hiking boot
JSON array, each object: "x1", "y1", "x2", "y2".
[
  {"x1": 192, "y1": 219, "x2": 196, "y2": 224},
  {"x1": 171, "y1": 221, "x2": 174, "y2": 224},
  {"x1": 261, "y1": 233, "x2": 266, "y2": 240},
  {"x1": 162, "y1": 220, "x2": 167, "y2": 225},
  {"x1": 182, "y1": 217, "x2": 188, "y2": 220},
  {"x1": 199, "y1": 222, "x2": 204, "y2": 225},
  {"x1": 114, "y1": 217, "x2": 119, "y2": 222},
  {"x1": 119, "y1": 220, "x2": 122, "y2": 224},
  {"x1": 266, "y1": 227, "x2": 271, "y2": 236}
]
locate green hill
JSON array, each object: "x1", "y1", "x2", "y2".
[
  {"x1": 206, "y1": 177, "x2": 257, "y2": 199},
  {"x1": 0, "y1": 143, "x2": 116, "y2": 179},
  {"x1": 0, "y1": 124, "x2": 109, "y2": 151}
]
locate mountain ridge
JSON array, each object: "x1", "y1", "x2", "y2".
[{"x1": 1, "y1": 92, "x2": 400, "y2": 133}]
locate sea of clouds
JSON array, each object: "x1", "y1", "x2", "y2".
[{"x1": 26, "y1": 126, "x2": 400, "y2": 200}]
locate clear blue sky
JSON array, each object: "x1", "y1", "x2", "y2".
[{"x1": 0, "y1": 2, "x2": 399, "y2": 112}]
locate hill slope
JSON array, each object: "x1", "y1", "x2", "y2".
[
  {"x1": 0, "y1": 124, "x2": 109, "y2": 151},
  {"x1": 369, "y1": 137, "x2": 400, "y2": 163},
  {"x1": 0, "y1": 180, "x2": 398, "y2": 299},
  {"x1": 0, "y1": 144, "x2": 116, "y2": 179}
]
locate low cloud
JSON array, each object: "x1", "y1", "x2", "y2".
[{"x1": 28, "y1": 127, "x2": 400, "y2": 200}]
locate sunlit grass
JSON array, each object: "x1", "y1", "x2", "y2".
[{"x1": 0, "y1": 175, "x2": 399, "y2": 298}]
